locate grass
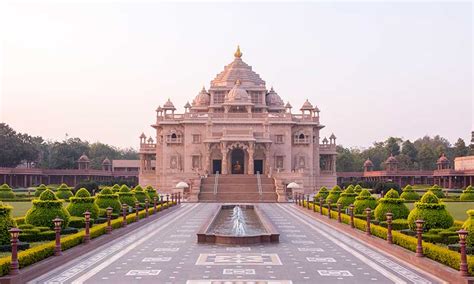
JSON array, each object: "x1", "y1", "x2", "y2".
[
  {"x1": 0, "y1": 241, "x2": 50, "y2": 258},
  {"x1": 405, "y1": 202, "x2": 474, "y2": 221},
  {"x1": 2, "y1": 201, "x2": 69, "y2": 217}
]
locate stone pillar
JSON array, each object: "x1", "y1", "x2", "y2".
[
  {"x1": 221, "y1": 145, "x2": 227, "y2": 175},
  {"x1": 248, "y1": 143, "x2": 255, "y2": 175},
  {"x1": 264, "y1": 146, "x2": 271, "y2": 175},
  {"x1": 205, "y1": 144, "x2": 211, "y2": 174},
  {"x1": 448, "y1": 176, "x2": 452, "y2": 189}
]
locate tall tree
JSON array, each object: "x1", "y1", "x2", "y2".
[
  {"x1": 401, "y1": 140, "x2": 417, "y2": 161},
  {"x1": 453, "y1": 138, "x2": 469, "y2": 157},
  {"x1": 385, "y1": 137, "x2": 401, "y2": 156}
]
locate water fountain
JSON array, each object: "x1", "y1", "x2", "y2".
[{"x1": 197, "y1": 204, "x2": 279, "y2": 244}]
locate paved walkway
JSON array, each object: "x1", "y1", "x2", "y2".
[{"x1": 30, "y1": 203, "x2": 441, "y2": 284}]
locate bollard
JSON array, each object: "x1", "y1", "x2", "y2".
[
  {"x1": 9, "y1": 228, "x2": 21, "y2": 275},
  {"x1": 457, "y1": 229, "x2": 468, "y2": 276},
  {"x1": 319, "y1": 197, "x2": 323, "y2": 215},
  {"x1": 327, "y1": 199, "x2": 332, "y2": 219},
  {"x1": 306, "y1": 195, "x2": 310, "y2": 209},
  {"x1": 145, "y1": 199, "x2": 149, "y2": 218},
  {"x1": 166, "y1": 194, "x2": 170, "y2": 205},
  {"x1": 122, "y1": 204, "x2": 128, "y2": 227},
  {"x1": 294, "y1": 192, "x2": 297, "y2": 204},
  {"x1": 84, "y1": 211, "x2": 91, "y2": 244},
  {"x1": 158, "y1": 195, "x2": 162, "y2": 212},
  {"x1": 349, "y1": 204, "x2": 355, "y2": 228},
  {"x1": 135, "y1": 201, "x2": 140, "y2": 222},
  {"x1": 386, "y1": 212, "x2": 393, "y2": 244},
  {"x1": 337, "y1": 203, "x2": 342, "y2": 223},
  {"x1": 365, "y1": 208, "x2": 372, "y2": 236},
  {"x1": 53, "y1": 217, "x2": 63, "y2": 256},
  {"x1": 178, "y1": 192, "x2": 181, "y2": 204},
  {"x1": 415, "y1": 220, "x2": 424, "y2": 257},
  {"x1": 106, "y1": 207, "x2": 113, "y2": 234},
  {"x1": 153, "y1": 196, "x2": 158, "y2": 214}
]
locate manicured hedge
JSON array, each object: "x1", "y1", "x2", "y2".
[
  {"x1": 463, "y1": 209, "x2": 474, "y2": 247},
  {"x1": 460, "y1": 186, "x2": 474, "y2": 201},
  {"x1": 34, "y1": 184, "x2": 49, "y2": 198},
  {"x1": 66, "y1": 188, "x2": 100, "y2": 219},
  {"x1": 374, "y1": 189, "x2": 409, "y2": 221},
  {"x1": 314, "y1": 187, "x2": 329, "y2": 202},
  {"x1": 0, "y1": 184, "x2": 15, "y2": 199},
  {"x1": 117, "y1": 185, "x2": 137, "y2": 207},
  {"x1": 145, "y1": 186, "x2": 157, "y2": 199},
  {"x1": 337, "y1": 186, "x2": 357, "y2": 208},
  {"x1": 353, "y1": 189, "x2": 377, "y2": 214},
  {"x1": 55, "y1": 183, "x2": 73, "y2": 201},
  {"x1": 326, "y1": 185, "x2": 342, "y2": 204},
  {"x1": 407, "y1": 191, "x2": 454, "y2": 231},
  {"x1": 0, "y1": 202, "x2": 16, "y2": 245},
  {"x1": 132, "y1": 185, "x2": 150, "y2": 203},
  {"x1": 95, "y1": 187, "x2": 121, "y2": 213},
  {"x1": 428, "y1": 184, "x2": 445, "y2": 199},
  {"x1": 400, "y1": 185, "x2": 420, "y2": 201},
  {"x1": 25, "y1": 189, "x2": 70, "y2": 229}
]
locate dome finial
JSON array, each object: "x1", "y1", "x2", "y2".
[{"x1": 234, "y1": 45, "x2": 242, "y2": 58}]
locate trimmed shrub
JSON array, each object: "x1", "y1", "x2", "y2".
[
  {"x1": 428, "y1": 184, "x2": 445, "y2": 199},
  {"x1": 74, "y1": 180, "x2": 99, "y2": 195},
  {"x1": 68, "y1": 216, "x2": 94, "y2": 229},
  {"x1": 337, "y1": 187, "x2": 358, "y2": 208},
  {"x1": 463, "y1": 209, "x2": 474, "y2": 247},
  {"x1": 0, "y1": 202, "x2": 16, "y2": 245},
  {"x1": 353, "y1": 189, "x2": 377, "y2": 214},
  {"x1": 145, "y1": 186, "x2": 157, "y2": 199},
  {"x1": 94, "y1": 187, "x2": 121, "y2": 213},
  {"x1": 374, "y1": 181, "x2": 400, "y2": 195},
  {"x1": 378, "y1": 219, "x2": 409, "y2": 230},
  {"x1": 460, "y1": 185, "x2": 474, "y2": 201},
  {"x1": 34, "y1": 184, "x2": 49, "y2": 197},
  {"x1": 374, "y1": 189, "x2": 409, "y2": 221},
  {"x1": 66, "y1": 188, "x2": 100, "y2": 220},
  {"x1": 326, "y1": 185, "x2": 342, "y2": 203},
  {"x1": 400, "y1": 185, "x2": 420, "y2": 201},
  {"x1": 0, "y1": 184, "x2": 15, "y2": 199},
  {"x1": 407, "y1": 191, "x2": 454, "y2": 231},
  {"x1": 55, "y1": 183, "x2": 73, "y2": 201},
  {"x1": 314, "y1": 187, "x2": 329, "y2": 201},
  {"x1": 117, "y1": 185, "x2": 137, "y2": 207},
  {"x1": 25, "y1": 189, "x2": 70, "y2": 229},
  {"x1": 111, "y1": 184, "x2": 121, "y2": 193},
  {"x1": 133, "y1": 185, "x2": 150, "y2": 203},
  {"x1": 354, "y1": 184, "x2": 363, "y2": 194}
]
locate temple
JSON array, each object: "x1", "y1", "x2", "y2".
[{"x1": 139, "y1": 47, "x2": 337, "y2": 201}]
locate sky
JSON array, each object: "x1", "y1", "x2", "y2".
[{"x1": 1, "y1": 1, "x2": 472, "y2": 150}]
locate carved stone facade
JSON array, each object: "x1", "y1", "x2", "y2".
[{"x1": 139, "y1": 47, "x2": 337, "y2": 198}]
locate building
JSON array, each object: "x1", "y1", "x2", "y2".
[{"x1": 139, "y1": 47, "x2": 337, "y2": 201}]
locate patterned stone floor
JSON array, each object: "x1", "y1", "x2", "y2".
[{"x1": 29, "y1": 203, "x2": 441, "y2": 284}]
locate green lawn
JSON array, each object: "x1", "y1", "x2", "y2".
[
  {"x1": 405, "y1": 202, "x2": 474, "y2": 221},
  {"x1": 3, "y1": 201, "x2": 69, "y2": 217}
]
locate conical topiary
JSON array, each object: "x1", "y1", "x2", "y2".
[
  {"x1": 145, "y1": 185, "x2": 157, "y2": 199},
  {"x1": 0, "y1": 184, "x2": 15, "y2": 199},
  {"x1": 117, "y1": 185, "x2": 137, "y2": 207},
  {"x1": 95, "y1": 187, "x2": 121, "y2": 213},
  {"x1": 314, "y1": 187, "x2": 329, "y2": 202},
  {"x1": 460, "y1": 185, "x2": 474, "y2": 201},
  {"x1": 428, "y1": 184, "x2": 445, "y2": 199},
  {"x1": 25, "y1": 189, "x2": 70, "y2": 229},
  {"x1": 374, "y1": 189, "x2": 410, "y2": 221},
  {"x1": 34, "y1": 184, "x2": 49, "y2": 197},
  {"x1": 133, "y1": 185, "x2": 150, "y2": 203},
  {"x1": 337, "y1": 187, "x2": 358, "y2": 208},
  {"x1": 353, "y1": 189, "x2": 377, "y2": 214},
  {"x1": 462, "y1": 209, "x2": 474, "y2": 247},
  {"x1": 55, "y1": 183, "x2": 74, "y2": 201},
  {"x1": 66, "y1": 188, "x2": 100, "y2": 219},
  {"x1": 400, "y1": 185, "x2": 420, "y2": 201},
  {"x1": 407, "y1": 191, "x2": 454, "y2": 231},
  {"x1": 0, "y1": 201, "x2": 16, "y2": 245},
  {"x1": 111, "y1": 184, "x2": 121, "y2": 193},
  {"x1": 326, "y1": 185, "x2": 342, "y2": 203},
  {"x1": 354, "y1": 184, "x2": 363, "y2": 194}
]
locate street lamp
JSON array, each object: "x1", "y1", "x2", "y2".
[
  {"x1": 415, "y1": 219, "x2": 425, "y2": 257},
  {"x1": 106, "y1": 207, "x2": 113, "y2": 234},
  {"x1": 122, "y1": 204, "x2": 128, "y2": 227},
  {"x1": 386, "y1": 212, "x2": 393, "y2": 244},
  {"x1": 457, "y1": 229, "x2": 468, "y2": 276},
  {"x1": 53, "y1": 217, "x2": 63, "y2": 256},
  {"x1": 9, "y1": 228, "x2": 21, "y2": 275},
  {"x1": 84, "y1": 211, "x2": 91, "y2": 244}
]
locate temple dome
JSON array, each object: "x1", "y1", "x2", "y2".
[
  {"x1": 266, "y1": 87, "x2": 284, "y2": 108},
  {"x1": 363, "y1": 159, "x2": 373, "y2": 167},
  {"x1": 163, "y1": 99, "x2": 176, "y2": 110},
  {"x1": 102, "y1": 157, "x2": 111, "y2": 165},
  {"x1": 437, "y1": 153, "x2": 449, "y2": 164},
  {"x1": 300, "y1": 99, "x2": 314, "y2": 110},
  {"x1": 78, "y1": 154, "x2": 90, "y2": 162},
  {"x1": 385, "y1": 154, "x2": 398, "y2": 164},
  {"x1": 211, "y1": 47, "x2": 266, "y2": 88},
  {"x1": 224, "y1": 80, "x2": 251, "y2": 104},
  {"x1": 192, "y1": 87, "x2": 210, "y2": 107}
]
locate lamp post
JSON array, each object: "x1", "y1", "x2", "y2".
[
  {"x1": 415, "y1": 220, "x2": 425, "y2": 257},
  {"x1": 135, "y1": 201, "x2": 140, "y2": 222},
  {"x1": 386, "y1": 212, "x2": 393, "y2": 244},
  {"x1": 337, "y1": 203, "x2": 342, "y2": 223},
  {"x1": 327, "y1": 199, "x2": 332, "y2": 219},
  {"x1": 457, "y1": 229, "x2": 468, "y2": 276},
  {"x1": 153, "y1": 196, "x2": 157, "y2": 214},
  {"x1": 306, "y1": 195, "x2": 310, "y2": 209},
  {"x1": 319, "y1": 197, "x2": 323, "y2": 215},
  {"x1": 9, "y1": 228, "x2": 21, "y2": 275},
  {"x1": 145, "y1": 199, "x2": 149, "y2": 218},
  {"x1": 106, "y1": 207, "x2": 113, "y2": 234},
  {"x1": 84, "y1": 210, "x2": 91, "y2": 244},
  {"x1": 166, "y1": 194, "x2": 169, "y2": 205},
  {"x1": 365, "y1": 208, "x2": 372, "y2": 236},
  {"x1": 178, "y1": 192, "x2": 181, "y2": 204},
  {"x1": 349, "y1": 204, "x2": 355, "y2": 228},
  {"x1": 53, "y1": 217, "x2": 63, "y2": 256},
  {"x1": 122, "y1": 204, "x2": 128, "y2": 227}
]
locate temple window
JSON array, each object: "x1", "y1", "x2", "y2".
[
  {"x1": 250, "y1": 92, "x2": 261, "y2": 104},
  {"x1": 294, "y1": 132, "x2": 310, "y2": 144},
  {"x1": 166, "y1": 132, "x2": 182, "y2": 143},
  {"x1": 192, "y1": 134, "x2": 201, "y2": 144},
  {"x1": 276, "y1": 156, "x2": 284, "y2": 170},
  {"x1": 214, "y1": 92, "x2": 225, "y2": 104},
  {"x1": 192, "y1": 155, "x2": 201, "y2": 169},
  {"x1": 275, "y1": 135, "x2": 284, "y2": 144}
]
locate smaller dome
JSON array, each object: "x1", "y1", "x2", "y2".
[
  {"x1": 156, "y1": 106, "x2": 162, "y2": 112},
  {"x1": 385, "y1": 154, "x2": 398, "y2": 164},
  {"x1": 437, "y1": 153, "x2": 449, "y2": 164},
  {"x1": 322, "y1": 137, "x2": 329, "y2": 144},
  {"x1": 147, "y1": 137, "x2": 154, "y2": 143},
  {"x1": 300, "y1": 99, "x2": 314, "y2": 110},
  {"x1": 364, "y1": 159, "x2": 373, "y2": 167},
  {"x1": 139, "y1": 132, "x2": 146, "y2": 139},
  {"x1": 285, "y1": 102, "x2": 292, "y2": 108},
  {"x1": 102, "y1": 157, "x2": 111, "y2": 165},
  {"x1": 163, "y1": 99, "x2": 176, "y2": 110},
  {"x1": 224, "y1": 80, "x2": 251, "y2": 104},
  {"x1": 266, "y1": 87, "x2": 284, "y2": 107},
  {"x1": 78, "y1": 153, "x2": 90, "y2": 162},
  {"x1": 329, "y1": 133, "x2": 336, "y2": 140},
  {"x1": 184, "y1": 101, "x2": 191, "y2": 108},
  {"x1": 313, "y1": 105, "x2": 320, "y2": 112},
  {"x1": 192, "y1": 87, "x2": 210, "y2": 107}
]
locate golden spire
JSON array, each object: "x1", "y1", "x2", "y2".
[{"x1": 234, "y1": 45, "x2": 242, "y2": 58}]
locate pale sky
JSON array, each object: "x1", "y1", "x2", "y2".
[{"x1": 1, "y1": 1, "x2": 472, "y2": 149}]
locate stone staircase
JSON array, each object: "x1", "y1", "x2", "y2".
[{"x1": 198, "y1": 175, "x2": 278, "y2": 202}]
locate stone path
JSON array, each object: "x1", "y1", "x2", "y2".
[{"x1": 29, "y1": 203, "x2": 441, "y2": 284}]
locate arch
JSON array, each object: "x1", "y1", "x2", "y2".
[{"x1": 231, "y1": 148, "x2": 245, "y2": 174}]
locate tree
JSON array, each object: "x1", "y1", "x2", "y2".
[
  {"x1": 385, "y1": 137, "x2": 401, "y2": 156},
  {"x1": 418, "y1": 144, "x2": 437, "y2": 170},
  {"x1": 453, "y1": 138, "x2": 469, "y2": 157},
  {"x1": 401, "y1": 140, "x2": 417, "y2": 161}
]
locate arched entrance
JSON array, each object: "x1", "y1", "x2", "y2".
[{"x1": 231, "y1": 148, "x2": 245, "y2": 174}]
